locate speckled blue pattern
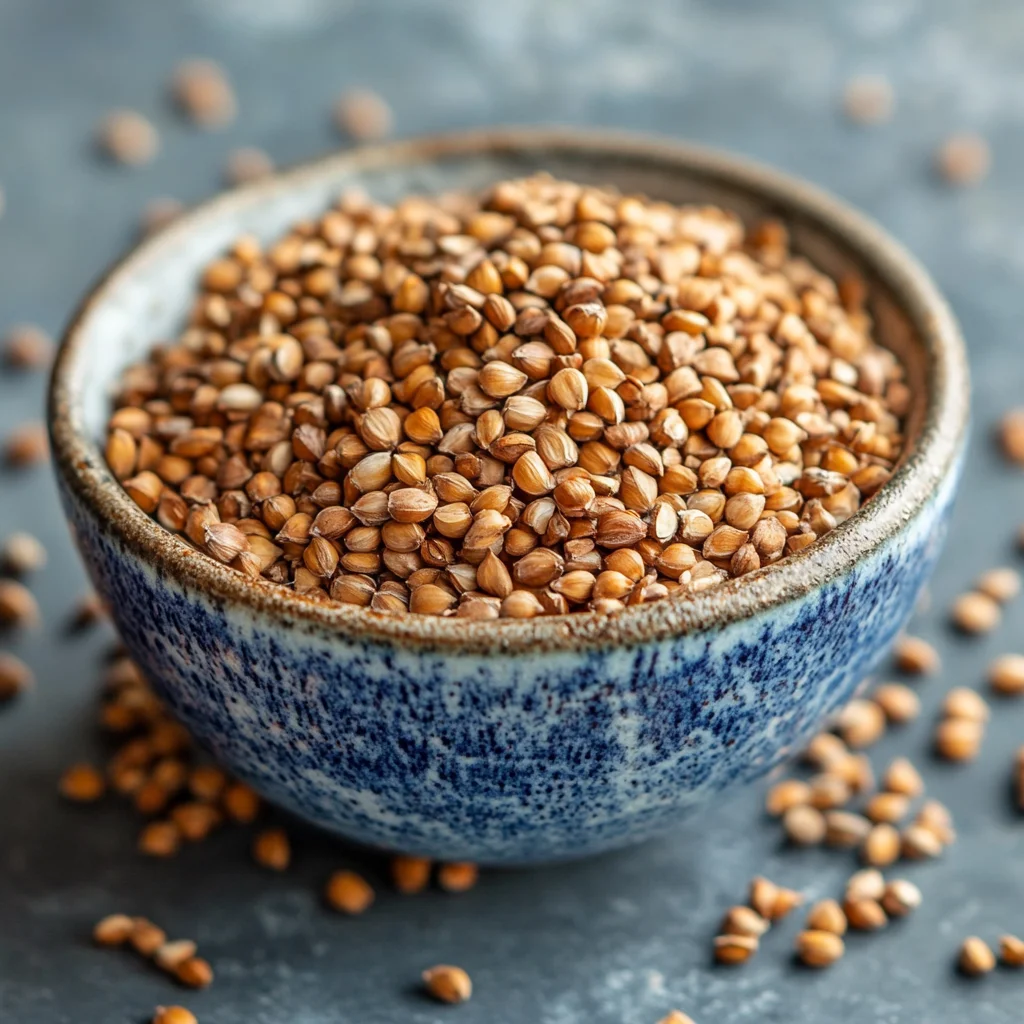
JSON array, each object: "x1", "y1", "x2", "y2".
[{"x1": 58, "y1": 457, "x2": 959, "y2": 864}]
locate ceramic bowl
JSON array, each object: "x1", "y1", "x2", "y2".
[{"x1": 50, "y1": 128, "x2": 968, "y2": 864}]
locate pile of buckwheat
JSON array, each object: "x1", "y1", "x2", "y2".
[{"x1": 105, "y1": 175, "x2": 908, "y2": 619}]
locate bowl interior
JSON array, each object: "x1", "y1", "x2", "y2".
[{"x1": 53, "y1": 129, "x2": 966, "y2": 653}]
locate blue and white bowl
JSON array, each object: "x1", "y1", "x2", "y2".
[{"x1": 49, "y1": 129, "x2": 969, "y2": 863}]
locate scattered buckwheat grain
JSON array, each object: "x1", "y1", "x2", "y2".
[
  {"x1": 713, "y1": 933, "x2": 759, "y2": 965},
  {"x1": 846, "y1": 868, "x2": 885, "y2": 902},
  {"x1": 719, "y1": 905, "x2": 769, "y2": 938},
  {"x1": 871, "y1": 682, "x2": 920, "y2": 723},
  {"x1": 805, "y1": 899, "x2": 847, "y2": 936},
  {"x1": 837, "y1": 699, "x2": 886, "y2": 748},
  {"x1": 142, "y1": 198, "x2": 185, "y2": 236},
  {"x1": 171, "y1": 59, "x2": 236, "y2": 128},
  {"x1": 934, "y1": 717, "x2": 983, "y2": 762},
  {"x1": 93, "y1": 913, "x2": 135, "y2": 946},
  {"x1": 325, "y1": 870, "x2": 375, "y2": 914},
  {"x1": 783, "y1": 804, "x2": 827, "y2": 845},
  {"x1": 959, "y1": 936, "x2": 996, "y2": 976},
  {"x1": 901, "y1": 824, "x2": 944, "y2": 860},
  {"x1": 72, "y1": 592, "x2": 106, "y2": 629},
  {"x1": 139, "y1": 820, "x2": 181, "y2": 857},
  {"x1": 915, "y1": 799, "x2": 956, "y2": 845},
  {"x1": 937, "y1": 134, "x2": 991, "y2": 187},
  {"x1": 977, "y1": 566, "x2": 1020, "y2": 603},
  {"x1": 437, "y1": 861, "x2": 479, "y2": 893},
  {"x1": 171, "y1": 801, "x2": 221, "y2": 841},
  {"x1": 334, "y1": 89, "x2": 393, "y2": 140},
  {"x1": 0, "y1": 652, "x2": 33, "y2": 700},
  {"x1": 422, "y1": 964, "x2": 472, "y2": 1003},
  {"x1": 224, "y1": 147, "x2": 274, "y2": 187},
  {"x1": 842, "y1": 74, "x2": 894, "y2": 125},
  {"x1": 882, "y1": 757, "x2": 924, "y2": 798},
  {"x1": 657, "y1": 1012, "x2": 696, "y2": 1024},
  {"x1": 824, "y1": 809, "x2": 872, "y2": 848},
  {"x1": 2, "y1": 323, "x2": 53, "y2": 369},
  {"x1": 130, "y1": 918, "x2": 167, "y2": 957},
  {"x1": 153, "y1": 1007, "x2": 197, "y2": 1024},
  {"x1": 881, "y1": 879, "x2": 921, "y2": 917},
  {"x1": 1, "y1": 532, "x2": 46, "y2": 573},
  {"x1": 894, "y1": 635, "x2": 939, "y2": 675},
  {"x1": 155, "y1": 940, "x2": 198, "y2": 972},
  {"x1": 796, "y1": 929, "x2": 845, "y2": 967},
  {"x1": 951, "y1": 591, "x2": 1000, "y2": 634},
  {"x1": 942, "y1": 687, "x2": 989, "y2": 722},
  {"x1": 221, "y1": 782, "x2": 260, "y2": 823},
  {"x1": 832, "y1": 752, "x2": 876, "y2": 794},
  {"x1": 989, "y1": 653, "x2": 1024, "y2": 695},
  {"x1": 865, "y1": 791, "x2": 911, "y2": 825},
  {"x1": 749, "y1": 876, "x2": 802, "y2": 921},
  {"x1": 98, "y1": 110, "x2": 159, "y2": 166},
  {"x1": 252, "y1": 828, "x2": 291, "y2": 871},
  {"x1": 765, "y1": 778, "x2": 812, "y2": 816},
  {"x1": 804, "y1": 732, "x2": 849, "y2": 769},
  {"x1": 861, "y1": 823, "x2": 901, "y2": 867},
  {"x1": 843, "y1": 897, "x2": 887, "y2": 931},
  {"x1": 1002, "y1": 409, "x2": 1024, "y2": 464},
  {"x1": 187, "y1": 764, "x2": 226, "y2": 801},
  {"x1": 391, "y1": 854, "x2": 432, "y2": 894},
  {"x1": 807, "y1": 772, "x2": 851, "y2": 810},
  {"x1": 176, "y1": 956, "x2": 214, "y2": 988},
  {"x1": 999, "y1": 934, "x2": 1024, "y2": 967},
  {"x1": 104, "y1": 175, "x2": 908, "y2": 618},
  {"x1": 4, "y1": 421, "x2": 48, "y2": 466},
  {"x1": 59, "y1": 763, "x2": 105, "y2": 802}
]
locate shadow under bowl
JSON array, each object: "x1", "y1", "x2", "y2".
[{"x1": 49, "y1": 128, "x2": 968, "y2": 864}]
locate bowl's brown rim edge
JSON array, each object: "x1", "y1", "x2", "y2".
[{"x1": 49, "y1": 125, "x2": 970, "y2": 657}]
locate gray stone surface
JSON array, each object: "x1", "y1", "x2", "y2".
[{"x1": 1, "y1": 1, "x2": 1024, "y2": 1020}]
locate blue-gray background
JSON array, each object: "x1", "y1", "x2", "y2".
[{"x1": 1, "y1": 1, "x2": 1023, "y2": 1021}]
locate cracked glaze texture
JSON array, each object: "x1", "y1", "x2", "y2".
[{"x1": 59, "y1": 460, "x2": 958, "y2": 863}]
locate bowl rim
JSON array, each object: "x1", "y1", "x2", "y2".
[{"x1": 49, "y1": 126, "x2": 969, "y2": 656}]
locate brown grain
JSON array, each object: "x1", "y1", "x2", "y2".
[
  {"x1": 98, "y1": 110, "x2": 159, "y2": 166},
  {"x1": 334, "y1": 89, "x2": 393, "y2": 141},
  {"x1": 172, "y1": 59, "x2": 236, "y2": 128},
  {"x1": 104, "y1": 175, "x2": 908, "y2": 617},
  {"x1": 0, "y1": 651, "x2": 33, "y2": 700},
  {"x1": 959, "y1": 936, "x2": 996, "y2": 976},
  {"x1": 224, "y1": 147, "x2": 274, "y2": 186},
  {"x1": 989, "y1": 653, "x2": 1024, "y2": 695},
  {"x1": 2, "y1": 324, "x2": 53, "y2": 369},
  {"x1": 252, "y1": 828, "x2": 290, "y2": 871},
  {"x1": 951, "y1": 591, "x2": 1001, "y2": 634},
  {"x1": 937, "y1": 135, "x2": 991, "y2": 187},
  {"x1": 4, "y1": 421, "x2": 48, "y2": 466},
  {"x1": 842, "y1": 74, "x2": 894, "y2": 125},
  {"x1": 796, "y1": 929, "x2": 845, "y2": 967},
  {"x1": 806, "y1": 899, "x2": 848, "y2": 938},
  {"x1": 324, "y1": 870, "x2": 375, "y2": 914},
  {"x1": 713, "y1": 933, "x2": 759, "y2": 965},
  {"x1": 422, "y1": 964, "x2": 472, "y2": 1003},
  {"x1": 153, "y1": 1007, "x2": 197, "y2": 1024}
]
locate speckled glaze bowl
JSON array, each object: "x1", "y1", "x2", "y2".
[{"x1": 50, "y1": 129, "x2": 968, "y2": 864}]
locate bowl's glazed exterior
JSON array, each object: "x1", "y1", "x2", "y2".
[{"x1": 50, "y1": 129, "x2": 968, "y2": 863}]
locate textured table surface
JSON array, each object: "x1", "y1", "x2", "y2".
[{"x1": 2, "y1": 1, "x2": 1024, "y2": 1021}]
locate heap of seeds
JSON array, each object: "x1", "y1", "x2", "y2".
[{"x1": 105, "y1": 176, "x2": 908, "y2": 619}]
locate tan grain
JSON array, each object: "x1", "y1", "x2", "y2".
[
  {"x1": 958, "y1": 936, "x2": 996, "y2": 976},
  {"x1": 422, "y1": 964, "x2": 472, "y2": 1003},
  {"x1": 796, "y1": 929, "x2": 845, "y2": 967}
]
